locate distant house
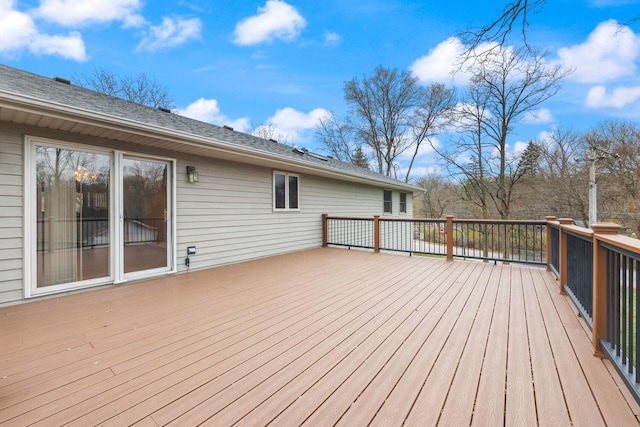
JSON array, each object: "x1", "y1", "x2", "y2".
[{"x1": 0, "y1": 64, "x2": 417, "y2": 305}]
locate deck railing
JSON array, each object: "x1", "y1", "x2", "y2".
[
  {"x1": 539, "y1": 219, "x2": 640, "y2": 404},
  {"x1": 564, "y1": 227, "x2": 595, "y2": 326},
  {"x1": 592, "y1": 226, "x2": 640, "y2": 402},
  {"x1": 323, "y1": 214, "x2": 547, "y2": 265}
]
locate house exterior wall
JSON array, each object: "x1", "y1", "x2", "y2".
[
  {"x1": 0, "y1": 123, "x2": 412, "y2": 305},
  {"x1": 0, "y1": 128, "x2": 24, "y2": 304}
]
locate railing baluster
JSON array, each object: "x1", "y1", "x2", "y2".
[{"x1": 636, "y1": 258, "x2": 640, "y2": 382}]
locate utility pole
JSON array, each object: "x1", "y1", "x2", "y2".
[
  {"x1": 585, "y1": 146, "x2": 617, "y2": 228},
  {"x1": 587, "y1": 147, "x2": 597, "y2": 226}
]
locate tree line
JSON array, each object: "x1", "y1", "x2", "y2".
[{"x1": 413, "y1": 121, "x2": 640, "y2": 237}]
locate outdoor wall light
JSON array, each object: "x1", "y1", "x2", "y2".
[{"x1": 186, "y1": 166, "x2": 199, "y2": 183}]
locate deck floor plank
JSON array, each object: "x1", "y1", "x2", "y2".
[
  {"x1": 532, "y1": 263, "x2": 606, "y2": 426},
  {"x1": 434, "y1": 263, "x2": 500, "y2": 426},
  {"x1": 505, "y1": 267, "x2": 538, "y2": 426},
  {"x1": 521, "y1": 268, "x2": 573, "y2": 426},
  {"x1": 1, "y1": 247, "x2": 639, "y2": 426},
  {"x1": 399, "y1": 263, "x2": 491, "y2": 426},
  {"x1": 471, "y1": 264, "x2": 511, "y2": 426}
]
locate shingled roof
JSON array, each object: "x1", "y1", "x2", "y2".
[{"x1": 0, "y1": 64, "x2": 418, "y2": 191}]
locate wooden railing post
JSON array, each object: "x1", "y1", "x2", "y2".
[
  {"x1": 545, "y1": 216, "x2": 557, "y2": 272},
  {"x1": 322, "y1": 214, "x2": 328, "y2": 247},
  {"x1": 446, "y1": 215, "x2": 454, "y2": 261},
  {"x1": 591, "y1": 222, "x2": 621, "y2": 358},
  {"x1": 558, "y1": 218, "x2": 574, "y2": 295},
  {"x1": 374, "y1": 215, "x2": 380, "y2": 253}
]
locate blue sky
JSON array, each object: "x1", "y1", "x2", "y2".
[{"x1": 2, "y1": 0, "x2": 640, "y2": 178}]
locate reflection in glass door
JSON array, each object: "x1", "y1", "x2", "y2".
[
  {"x1": 35, "y1": 146, "x2": 111, "y2": 288},
  {"x1": 122, "y1": 157, "x2": 170, "y2": 275}
]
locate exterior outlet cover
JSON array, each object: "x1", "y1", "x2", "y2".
[{"x1": 187, "y1": 246, "x2": 196, "y2": 255}]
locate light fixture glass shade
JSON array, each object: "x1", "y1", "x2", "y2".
[{"x1": 187, "y1": 166, "x2": 199, "y2": 183}]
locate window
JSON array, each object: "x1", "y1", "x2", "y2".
[
  {"x1": 273, "y1": 171, "x2": 299, "y2": 211},
  {"x1": 383, "y1": 189, "x2": 392, "y2": 213},
  {"x1": 400, "y1": 192, "x2": 407, "y2": 213}
]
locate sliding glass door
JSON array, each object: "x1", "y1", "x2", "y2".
[
  {"x1": 122, "y1": 157, "x2": 170, "y2": 276},
  {"x1": 28, "y1": 138, "x2": 174, "y2": 296}
]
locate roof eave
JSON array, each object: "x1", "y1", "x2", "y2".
[{"x1": 0, "y1": 90, "x2": 419, "y2": 192}]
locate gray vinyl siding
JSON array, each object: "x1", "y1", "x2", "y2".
[
  {"x1": 0, "y1": 123, "x2": 413, "y2": 305},
  {"x1": 0, "y1": 130, "x2": 24, "y2": 304},
  {"x1": 175, "y1": 157, "x2": 407, "y2": 272}
]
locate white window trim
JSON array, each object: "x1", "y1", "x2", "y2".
[{"x1": 273, "y1": 171, "x2": 300, "y2": 212}]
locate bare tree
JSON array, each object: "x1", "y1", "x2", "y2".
[
  {"x1": 74, "y1": 66, "x2": 175, "y2": 110},
  {"x1": 344, "y1": 66, "x2": 417, "y2": 178},
  {"x1": 584, "y1": 120, "x2": 640, "y2": 235},
  {"x1": 314, "y1": 112, "x2": 359, "y2": 163},
  {"x1": 461, "y1": 1, "x2": 638, "y2": 53},
  {"x1": 435, "y1": 47, "x2": 568, "y2": 219},
  {"x1": 336, "y1": 66, "x2": 455, "y2": 182},
  {"x1": 414, "y1": 175, "x2": 459, "y2": 218},
  {"x1": 535, "y1": 127, "x2": 589, "y2": 223},
  {"x1": 460, "y1": 0, "x2": 546, "y2": 51},
  {"x1": 405, "y1": 83, "x2": 456, "y2": 179},
  {"x1": 252, "y1": 124, "x2": 291, "y2": 145}
]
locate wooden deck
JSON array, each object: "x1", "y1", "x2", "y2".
[{"x1": 1, "y1": 247, "x2": 639, "y2": 426}]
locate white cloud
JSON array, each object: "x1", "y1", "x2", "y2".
[
  {"x1": 177, "y1": 98, "x2": 250, "y2": 132},
  {"x1": 410, "y1": 37, "x2": 467, "y2": 85},
  {"x1": 233, "y1": 0, "x2": 306, "y2": 46},
  {"x1": 521, "y1": 108, "x2": 554, "y2": 124},
  {"x1": 585, "y1": 85, "x2": 640, "y2": 108},
  {"x1": 34, "y1": 0, "x2": 144, "y2": 27},
  {"x1": 30, "y1": 32, "x2": 87, "y2": 60},
  {"x1": 410, "y1": 37, "x2": 501, "y2": 86},
  {"x1": 588, "y1": 0, "x2": 640, "y2": 6},
  {"x1": 324, "y1": 31, "x2": 341, "y2": 47},
  {"x1": 0, "y1": 1, "x2": 87, "y2": 61},
  {"x1": 513, "y1": 141, "x2": 530, "y2": 155},
  {"x1": 557, "y1": 20, "x2": 640, "y2": 83},
  {"x1": 264, "y1": 107, "x2": 329, "y2": 141},
  {"x1": 137, "y1": 17, "x2": 201, "y2": 51}
]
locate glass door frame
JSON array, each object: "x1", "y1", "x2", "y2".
[
  {"x1": 117, "y1": 152, "x2": 176, "y2": 283},
  {"x1": 24, "y1": 137, "x2": 177, "y2": 298}
]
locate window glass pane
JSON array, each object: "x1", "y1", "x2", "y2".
[
  {"x1": 36, "y1": 146, "x2": 111, "y2": 287},
  {"x1": 384, "y1": 190, "x2": 392, "y2": 213},
  {"x1": 274, "y1": 173, "x2": 286, "y2": 209},
  {"x1": 400, "y1": 192, "x2": 407, "y2": 213},
  {"x1": 289, "y1": 175, "x2": 299, "y2": 209}
]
